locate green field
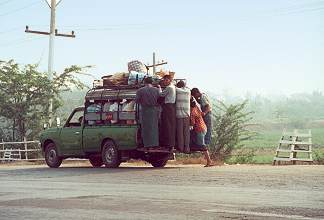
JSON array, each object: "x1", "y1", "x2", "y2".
[{"x1": 243, "y1": 127, "x2": 324, "y2": 149}]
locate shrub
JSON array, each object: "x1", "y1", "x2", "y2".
[
  {"x1": 209, "y1": 100, "x2": 255, "y2": 162},
  {"x1": 227, "y1": 149, "x2": 256, "y2": 164},
  {"x1": 313, "y1": 150, "x2": 324, "y2": 165}
]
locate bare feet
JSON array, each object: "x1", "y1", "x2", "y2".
[{"x1": 204, "y1": 163, "x2": 216, "y2": 167}]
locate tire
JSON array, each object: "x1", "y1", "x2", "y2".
[
  {"x1": 89, "y1": 156, "x2": 103, "y2": 167},
  {"x1": 101, "y1": 140, "x2": 120, "y2": 168},
  {"x1": 45, "y1": 142, "x2": 62, "y2": 168},
  {"x1": 149, "y1": 153, "x2": 169, "y2": 168}
]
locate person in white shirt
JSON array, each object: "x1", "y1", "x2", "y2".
[
  {"x1": 109, "y1": 101, "x2": 120, "y2": 124},
  {"x1": 159, "y1": 75, "x2": 176, "y2": 149},
  {"x1": 122, "y1": 99, "x2": 136, "y2": 124}
]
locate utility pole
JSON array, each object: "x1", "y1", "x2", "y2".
[
  {"x1": 25, "y1": 0, "x2": 75, "y2": 127},
  {"x1": 48, "y1": 0, "x2": 55, "y2": 127},
  {"x1": 153, "y1": 52, "x2": 156, "y2": 75},
  {"x1": 146, "y1": 52, "x2": 168, "y2": 74}
]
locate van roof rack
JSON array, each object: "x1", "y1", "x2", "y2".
[{"x1": 92, "y1": 78, "x2": 187, "y2": 90}]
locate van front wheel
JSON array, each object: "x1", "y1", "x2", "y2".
[
  {"x1": 45, "y1": 143, "x2": 62, "y2": 168},
  {"x1": 101, "y1": 140, "x2": 120, "y2": 168}
]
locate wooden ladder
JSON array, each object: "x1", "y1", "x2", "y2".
[{"x1": 273, "y1": 129, "x2": 313, "y2": 165}]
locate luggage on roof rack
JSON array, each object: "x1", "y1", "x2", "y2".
[{"x1": 85, "y1": 87, "x2": 139, "y2": 101}]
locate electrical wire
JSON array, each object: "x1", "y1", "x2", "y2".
[
  {"x1": 0, "y1": 36, "x2": 45, "y2": 48},
  {"x1": 0, "y1": 25, "x2": 50, "y2": 36},
  {"x1": 47, "y1": 1, "x2": 324, "y2": 33},
  {"x1": 0, "y1": 1, "x2": 40, "y2": 17},
  {"x1": 264, "y1": 0, "x2": 324, "y2": 15},
  {"x1": 0, "y1": 27, "x2": 22, "y2": 35},
  {"x1": 59, "y1": 23, "x2": 156, "y2": 31}
]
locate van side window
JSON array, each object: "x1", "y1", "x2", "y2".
[
  {"x1": 119, "y1": 100, "x2": 137, "y2": 125},
  {"x1": 66, "y1": 110, "x2": 84, "y2": 127},
  {"x1": 101, "y1": 99, "x2": 137, "y2": 125},
  {"x1": 85, "y1": 102, "x2": 102, "y2": 126},
  {"x1": 84, "y1": 99, "x2": 137, "y2": 126},
  {"x1": 102, "y1": 100, "x2": 120, "y2": 124}
]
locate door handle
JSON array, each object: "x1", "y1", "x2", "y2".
[{"x1": 75, "y1": 131, "x2": 80, "y2": 135}]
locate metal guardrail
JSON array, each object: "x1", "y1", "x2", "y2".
[{"x1": 0, "y1": 140, "x2": 43, "y2": 161}]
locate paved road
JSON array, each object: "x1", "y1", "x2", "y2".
[{"x1": 0, "y1": 163, "x2": 323, "y2": 220}]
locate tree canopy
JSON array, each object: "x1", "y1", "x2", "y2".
[{"x1": 0, "y1": 60, "x2": 91, "y2": 140}]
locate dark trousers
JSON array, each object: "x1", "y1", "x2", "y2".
[
  {"x1": 176, "y1": 117, "x2": 190, "y2": 152},
  {"x1": 160, "y1": 103, "x2": 176, "y2": 148}
]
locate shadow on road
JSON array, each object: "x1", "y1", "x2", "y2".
[{"x1": 0, "y1": 165, "x2": 187, "y2": 178}]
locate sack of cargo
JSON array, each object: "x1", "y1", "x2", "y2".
[
  {"x1": 128, "y1": 60, "x2": 147, "y2": 73},
  {"x1": 128, "y1": 71, "x2": 147, "y2": 85},
  {"x1": 128, "y1": 71, "x2": 161, "y2": 85},
  {"x1": 102, "y1": 72, "x2": 129, "y2": 86}
]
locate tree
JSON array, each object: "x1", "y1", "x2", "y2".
[
  {"x1": 0, "y1": 60, "x2": 91, "y2": 141},
  {"x1": 209, "y1": 100, "x2": 255, "y2": 161}
]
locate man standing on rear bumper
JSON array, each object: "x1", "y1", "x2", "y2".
[
  {"x1": 175, "y1": 80, "x2": 190, "y2": 153},
  {"x1": 135, "y1": 77, "x2": 160, "y2": 148},
  {"x1": 159, "y1": 75, "x2": 176, "y2": 150}
]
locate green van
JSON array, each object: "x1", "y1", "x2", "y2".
[{"x1": 40, "y1": 86, "x2": 172, "y2": 168}]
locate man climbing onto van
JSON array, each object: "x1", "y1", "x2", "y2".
[
  {"x1": 191, "y1": 88, "x2": 213, "y2": 148},
  {"x1": 190, "y1": 97, "x2": 214, "y2": 167},
  {"x1": 135, "y1": 77, "x2": 160, "y2": 148}
]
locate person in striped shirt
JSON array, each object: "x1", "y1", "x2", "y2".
[
  {"x1": 190, "y1": 97, "x2": 214, "y2": 167},
  {"x1": 175, "y1": 80, "x2": 190, "y2": 153}
]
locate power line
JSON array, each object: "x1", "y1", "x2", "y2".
[
  {"x1": 0, "y1": 26, "x2": 22, "y2": 35},
  {"x1": 0, "y1": 36, "x2": 46, "y2": 48},
  {"x1": 59, "y1": 23, "x2": 155, "y2": 30},
  {"x1": 0, "y1": 1, "x2": 40, "y2": 17},
  {"x1": 265, "y1": 0, "x2": 324, "y2": 15},
  {"x1": 0, "y1": 23, "x2": 162, "y2": 35},
  {"x1": 0, "y1": 25, "x2": 51, "y2": 36},
  {"x1": 280, "y1": 6, "x2": 324, "y2": 15}
]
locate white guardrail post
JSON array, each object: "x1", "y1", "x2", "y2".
[{"x1": 0, "y1": 140, "x2": 42, "y2": 161}]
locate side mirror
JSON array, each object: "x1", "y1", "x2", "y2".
[
  {"x1": 43, "y1": 123, "x2": 48, "y2": 130},
  {"x1": 56, "y1": 117, "x2": 61, "y2": 127}
]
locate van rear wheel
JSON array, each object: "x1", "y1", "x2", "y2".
[
  {"x1": 89, "y1": 156, "x2": 103, "y2": 167},
  {"x1": 101, "y1": 140, "x2": 120, "y2": 168},
  {"x1": 149, "y1": 153, "x2": 169, "y2": 168},
  {"x1": 150, "y1": 158, "x2": 168, "y2": 167}
]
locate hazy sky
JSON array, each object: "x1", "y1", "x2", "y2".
[{"x1": 1, "y1": 0, "x2": 323, "y2": 95}]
